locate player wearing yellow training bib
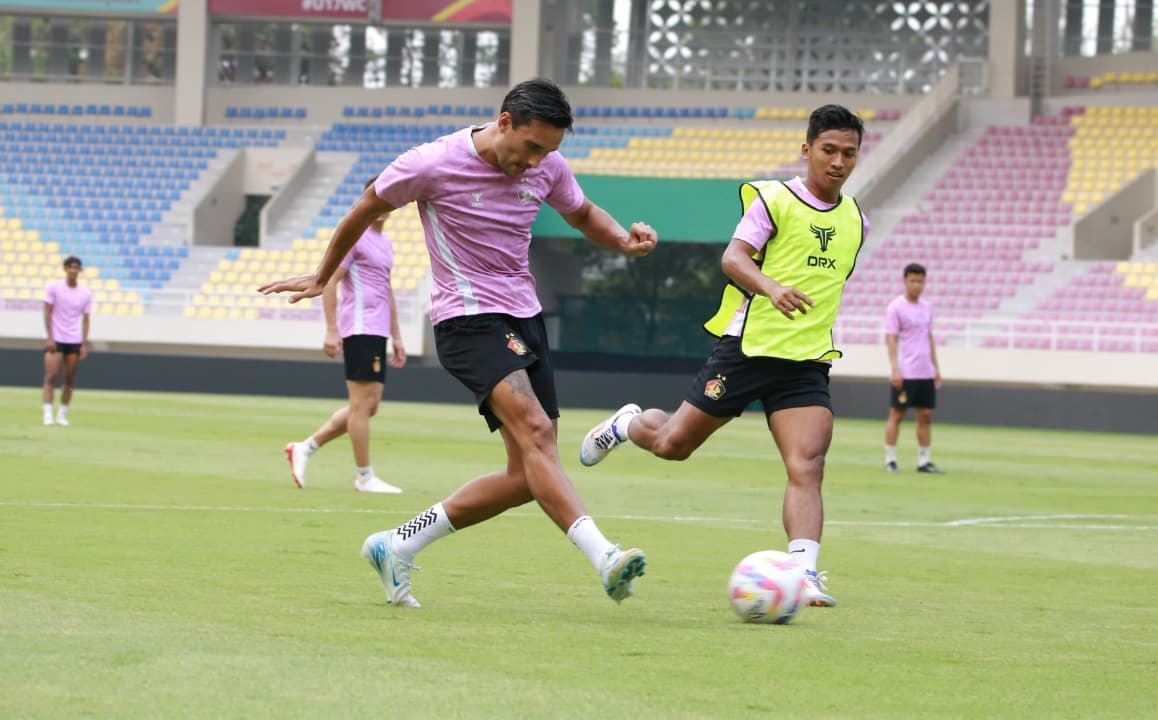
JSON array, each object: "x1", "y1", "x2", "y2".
[{"x1": 581, "y1": 105, "x2": 869, "y2": 609}]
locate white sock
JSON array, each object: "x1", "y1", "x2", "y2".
[
  {"x1": 356, "y1": 466, "x2": 374, "y2": 481},
  {"x1": 611, "y1": 408, "x2": 639, "y2": 443},
  {"x1": 391, "y1": 502, "x2": 455, "y2": 558},
  {"x1": 43, "y1": 403, "x2": 53, "y2": 415},
  {"x1": 918, "y1": 446, "x2": 931, "y2": 465},
  {"x1": 304, "y1": 436, "x2": 320, "y2": 454},
  {"x1": 57, "y1": 405, "x2": 69, "y2": 418},
  {"x1": 566, "y1": 515, "x2": 615, "y2": 571},
  {"x1": 787, "y1": 538, "x2": 820, "y2": 573},
  {"x1": 885, "y1": 445, "x2": 897, "y2": 464}
]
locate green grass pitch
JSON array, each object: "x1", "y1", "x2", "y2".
[{"x1": 1, "y1": 385, "x2": 1156, "y2": 719}]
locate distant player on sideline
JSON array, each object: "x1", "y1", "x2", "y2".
[
  {"x1": 260, "y1": 78, "x2": 657, "y2": 607},
  {"x1": 285, "y1": 181, "x2": 406, "y2": 494},
  {"x1": 42, "y1": 255, "x2": 92, "y2": 426},
  {"x1": 884, "y1": 262, "x2": 944, "y2": 473},
  {"x1": 579, "y1": 105, "x2": 869, "y2": 608}
]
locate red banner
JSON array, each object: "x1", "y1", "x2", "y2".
[
  {"x1": 209, "y1": 0, "x2": 370, "y2": 18},
  {"x1": 208, "y1": 0, "x2": 511, "y2": 22},
  {"x1": 381, "y1": 0, "x2": 510, "y2": 23}
]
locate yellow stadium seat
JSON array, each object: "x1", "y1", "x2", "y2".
[
  {"x1": 183, "y1": 306, "x2": 196, "y2": 318},
  {"x1": 212, "y1": 307, "x2": 228, "y2": 319},
  {"x1": 197, "y1": 306, "x2": 213, "y2": 319}
]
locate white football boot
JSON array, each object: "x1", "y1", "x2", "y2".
[
  {"x1": 579, "y1": 404, "x2": 641, "y2": 467},
  {"x1": 600, "y1": 545, "x2": 647, "y2": 603},
  {"x1": 361, "y1": 530, "x2": 421, "y2": 607}
]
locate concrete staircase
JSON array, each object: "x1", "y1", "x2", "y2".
[{"x1": 262, "y1": 152, "x2": 361, "y2": 250}]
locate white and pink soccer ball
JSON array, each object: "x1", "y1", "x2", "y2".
[{"x1": 728, "y1": 550, "x2": 807, "y2": 624}]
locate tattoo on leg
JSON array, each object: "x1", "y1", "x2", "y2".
[{"x1": 501, "y1": 370, "x2": 535, "y2": 399}]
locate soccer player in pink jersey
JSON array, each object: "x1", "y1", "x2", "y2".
[
  {"x1": 884, "y1": 262, "x2": 944, "y2": 473},
  {"x1": 285, "y1": 180, "x2": 406, "y2": 494},
  {"x1": 261, "y1": 79, "x2": 657, "y2": 607},
  {"x1": 42, "y1": 256, "x2": 92, "y2": 426}
]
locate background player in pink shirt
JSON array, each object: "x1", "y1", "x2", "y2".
[
  {"x1": 261, "y1": 79, "x2": 658, "y2": 608},
  {"x1": 884, "y1": 262, "x2": 944, "y2": 473},
  {"x1": 285, "y1": 180, "x2": 406, "y2": 494},
  {"x1": 42, "y1": 255, "x2": 92, "y2": 426}
]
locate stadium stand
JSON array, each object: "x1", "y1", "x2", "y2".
[
  {"x1": 0, "y1": 121, "x2": 286, "y2": 315},
  {"x1": 833, "y1": 101, "x2": 1158, "y2": 352},
  {"x1": 185, "y1": 209, "x2": 429, "y2": 321}
]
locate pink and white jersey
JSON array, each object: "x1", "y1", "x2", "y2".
[
  {"x1": 885, "y1": 295, "x2": 936, "y2": 379},
  {"x1": 43, "y1": 279, "x2": 92, "y2": 343},
  {"x1": 724, "y1": 177, "x2": 870, "y2": 336},
  {"x1": 337, "y1": 226, "x2": 395, "y2": 338},
  {"x1": 374, "y1": 125, "x2": 585, "y2": 325}
]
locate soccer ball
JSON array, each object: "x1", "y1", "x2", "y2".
[{"x1": 728, "y1": 550, "x2": 807, "y2": 624}]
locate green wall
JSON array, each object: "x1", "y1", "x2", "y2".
[{"x1": 531, "y1": 175, "x2": 747, "y2": 243}]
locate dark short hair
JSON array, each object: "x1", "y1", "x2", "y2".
[
  {"x1": 903, "y1": 262, "x2": 926, "y2": 277},
  {"x1": 500, "y1": 78, "x2": 573, "y2": 130},
  {"x1": 63, "y1": 255, "x2": 82, "y2": 268},
  {"x1": 807, "y1": 104, "x2": 864, "y2": 145}
]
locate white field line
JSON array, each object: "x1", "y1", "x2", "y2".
[{"x1": 0, "y1": 502, "x2": 1156, "y2": 531}]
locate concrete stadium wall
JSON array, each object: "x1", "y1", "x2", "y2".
[{"x1": 2, "y1": 346, "x2": 1155, "y2": 435}]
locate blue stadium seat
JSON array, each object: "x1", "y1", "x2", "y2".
[
  {"x1": 294, "y1": 107, "x2": 306, "y2": 119},
  {"x1": 225, "y1": 107, "x2": 239, "y2": 118}
]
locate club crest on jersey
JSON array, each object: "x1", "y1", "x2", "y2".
[
  {"x1": 704, "y1": 374, "x2": 727, "y2": 400},
  {"x1": 809, "y1": 223, "x2": 836, "y2": 252},
  {"x1": 506, "y1": 333, "x2": 528, "y2": 356},
  {"x1": 373, "y1": 356, "x2": 382, "y2": 373}
]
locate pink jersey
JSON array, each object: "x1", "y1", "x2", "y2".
[
  {"x1": 885, "y1": 295, "x2": 936, "y2": 379},
  {"x1": 724, "y1": 177, "x2": 870, "y2": 336},
  {"x1": 374, "y1": 125, "x2": 585, "y2": 325},
  {"x1": 337, "y1": 226, "x2": 395, "y2": 338},
  {"x1": 43, "y1": 279, "x2": 92, "y2": 343}
]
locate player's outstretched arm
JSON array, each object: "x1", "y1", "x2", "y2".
[
  {"x1": 721, "y1": 239, "x2": 813, "y2": 320},
  {"x1": 561, "y1": 199, "x2": 657, "y2": 257},
  {"x1": 258, "y1": 187, "x2": 397, "y2": 303}
]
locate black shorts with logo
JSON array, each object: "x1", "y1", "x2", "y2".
[
  {"x1": 684, "y1": 336, "x2": 832, "y2": 419},
  {"x1": 48, "y1": 342, "x2": 83, "y2": 355},
  {"x1": 890, "y1": 378, "x2": 936, "y2": 410},
  {"x1": 433, "y1": 313, "x2": 558, "y2": 432},
  {"x1": 342, "y1": 334, "x2": 388, "y2": 383}
]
